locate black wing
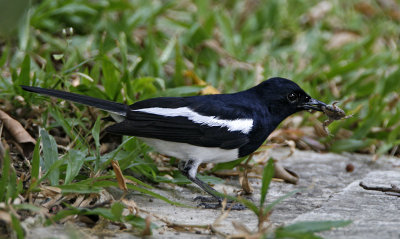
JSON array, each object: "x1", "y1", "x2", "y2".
[
  {"x1": 106, "y1": 112, "x2": 249, "y2": 149},
  {"x1": 106, "y1": 96, "x2": 251, "y2": 149}
]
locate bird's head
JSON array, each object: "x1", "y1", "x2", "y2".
[{"x1": 253, "y1": 77, "x2": 327, "y2": 117}]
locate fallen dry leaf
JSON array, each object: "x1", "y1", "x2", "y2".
[
  {"x1": 0, "y1": 210, "x2": 11, "y2": 224},
  {"x1": 141, "y1": 216, "x2": 152, "y2": 236},
  {"x1": 301, "y1": 1, "x2": 333, "y2": 24},
  {"x1": 377, "y1": 0, "x2": 400, "y2": 20},
  {"x1": 284, "y1": 140, "x2": 296, "y2": 157},
  {"x1": 111, "y1": 160, "x2": 127, "y2": 192},
  {"x1": 0, "y1": 110, "x2": 36, "y2": 144},
  {"x1": 273, "y1": 163, "x2": 299, "y2": 185},
  {"x1": 376, "y1": 0, "x2": 400, "y2": 20},
  {"x1": 301, "y1": 136, "x2": 326, "y2": 151},
  {"x1": 327, "y1": 32, "x2": 360, "y2": 50},
  {"x1": 40, "y1": 185, "x2": 62, "y2": 196},
  {"x1": 239, "y1": 170, "x2": 254, "y2": 195},
  {"x1": 232, "y1": 221, "x2": 252, "y2": 234},
  {"x1": 184, "y1": 70, "x2": 220, "y2": 95},
  {"x1": 203, "y1": 39, "x2": 254, "y2": 71},
  {"x1": 121, "y1": 198, "x2": 139, "y2": 215},
  {"x1": 239, "y1": 155, "x2": 254, "y2": 195},
  {"x1": 355, "y1": 2, "x2": 376, "y2": 17}
]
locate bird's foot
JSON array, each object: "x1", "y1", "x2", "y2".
[
  {"x1": 194, "y1": 196, "x2": 246, "y2": 210},
  {"x1": 193, "y1": 196, "x2": 218, "y2": 203},
  {"x1": 197, "y1": 201, "x2": 246, "y2": 210}
]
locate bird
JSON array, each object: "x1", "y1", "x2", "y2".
[{"x1": 21, "y1": 77, "x2": 327, "y2": 210}]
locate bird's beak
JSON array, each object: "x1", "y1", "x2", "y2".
[{"x1": 300, "y1": 98, "x2": 327, "y2": 112}]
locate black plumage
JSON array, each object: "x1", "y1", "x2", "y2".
[{"x1": 21, "y1": 77, "x2": 327, "y2": 210}]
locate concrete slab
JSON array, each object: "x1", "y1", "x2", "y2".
[
  {"x1": 292, "y1": 171, "x2": 400, "y2": 239},
  {"x1": 25, "y1": 148, "x2": 400, "y2": 238}
]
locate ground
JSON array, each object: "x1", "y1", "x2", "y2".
[{"x1": 24, "y1": 148, "x2": 400, "y2": 239}]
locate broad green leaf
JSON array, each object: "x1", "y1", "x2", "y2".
[
  {"x1": 64, "y1": 150, "x2": 86, "y2": 184},
  {"x1": 40, "y1": 128, "x2": 59, "y2": 185},
  {"x1": 37, "y1": 158, "x2": 65, "y2": 186},
  {"x1": 260, "y1": 158, "x2": 274, "y2": 207}
]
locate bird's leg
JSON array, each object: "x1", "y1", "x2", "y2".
[{"x1": 178, "y1": 160, "x2": 246, "y2": 210}]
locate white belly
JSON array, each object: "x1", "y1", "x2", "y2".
[{"x1": 138, "y1": 137, "x2": 239, "y2": 163}]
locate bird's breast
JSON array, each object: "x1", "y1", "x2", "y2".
[{"x1": 138, "y1": 137, "x2": 239, "y2": 163}]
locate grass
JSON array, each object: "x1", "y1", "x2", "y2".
[{"x1": 0, "y1": 0, "x2": 399, "y2": 237}]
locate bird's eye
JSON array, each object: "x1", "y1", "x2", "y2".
[{"x1": 287, "y1": 93, "x2": 298, "y2": 103}]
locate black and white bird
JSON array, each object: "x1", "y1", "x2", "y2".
[{"x1": 21, "y1": 77, "x2": 327, "y2": 210}]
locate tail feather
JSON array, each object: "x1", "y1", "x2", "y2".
[{"x1": 21, "y1": 85, "x2": 128, "y2": 116}]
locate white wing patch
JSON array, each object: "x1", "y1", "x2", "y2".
[{"x1": 133, "y1": 107, "x2": 253, "y2": 134}]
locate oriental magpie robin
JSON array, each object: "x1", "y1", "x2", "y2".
[{"x1": 21, "y1": 77, "x2": 327, "y2": 210}]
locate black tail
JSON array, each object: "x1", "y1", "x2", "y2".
[{"x1": 21, "y1": 85, "x2": 128, "y2": 116}]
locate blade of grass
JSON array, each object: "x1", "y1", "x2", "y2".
[
  {"x1": 278, "y1": 220, "x2": 352, "y2": 234},
  {"x1": 260, "y1": 158, "x2": 274, "y2": 208},
  {"x1": 99, "y1": 136, "x2": 136, "y2": 171},
  {"x1": 91, "y1": 116, "x2": 101, "y2": 172},
  {"x1": 0, "y1": 149, "x2": 10, "y2": 203},
  {"x1": 124, "y1": 175, "x2": 154, "y2": 189},
  {"x1": 264, "y1": 189, "x2": 301, "y2": 215},
  {"x1": 18, "y1": 54, "x2": 31, "y2": 86},
  {"x1": 126, "y1": 183, "x2": 190, "y2": 208},
  {"x1": 11, "y1": 213, "x2": 24, "y2": 239},
  {"x1": 31, "y1": 137, "x2": 41, "y2": 181},
  {"x1": 48, "y1": 107, "x2": 85, "y2": 149}
]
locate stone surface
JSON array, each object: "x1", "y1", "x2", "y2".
[
  {"x1": 26, "y1": 148, "x2": 400, "y2": 238},
  {"x1": 293, "y1": 171, "x2": 400, "y2": 239}
]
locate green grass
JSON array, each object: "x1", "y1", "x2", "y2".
[
  {"x1": 0, "y1": 0, "x2": 399, "y2": 237},
  {"x1": 2, "y1": 0, "x2": 399, "y2": 154}
]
